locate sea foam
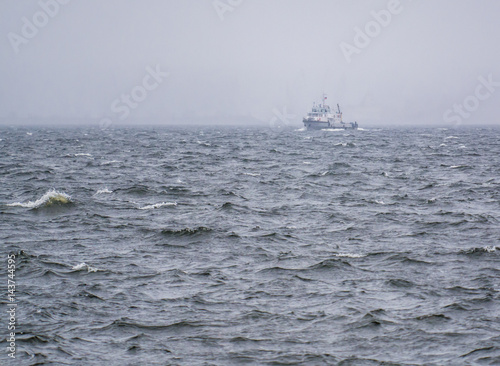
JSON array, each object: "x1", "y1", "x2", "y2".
[
  {"x1": 139, "y1": 202, "x2": 177, "y2": 210},
  {"x1": 72, "y1": 263, "x2": 98, "y2": 272},
  {"x1": 334, "y1": 253, "x2": 366, "y2": 258},
  {"x1": 7, "y1": 190, "x2": 72, "y2": 209}
]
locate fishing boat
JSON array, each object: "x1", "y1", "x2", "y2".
[{"x1": 303, "y1": 94, "x2": 358, "y2": 130}]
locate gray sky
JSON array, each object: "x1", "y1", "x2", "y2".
[{"x1": 1, "y1": 0, "x2": 499, "y2": 127}]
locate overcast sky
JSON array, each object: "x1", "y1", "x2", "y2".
[{"x1": 1, "y1": 0, "x2": 499, "y2": 127}]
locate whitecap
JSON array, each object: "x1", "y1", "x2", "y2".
[
  {"x1": 96, "y1": 188, "x2": 113, "y2": 194},
  {"x1": 303, "y1": 162, "x2": 312, "y2": 165},
  {"x1": 243, "y1": 172, "x2": 261, "y2": 177},
  {"x1": 101, "y1": 160, "x2": 120, "y2": 165},
  {"x1": 72, "y1": 262, "x2": 98, "y2": 272},
  {"x1": 295, "y1": 127, "x2": 306, "y2": 132},
  {"x1": 139, "y1": 202, "x2": 177, "y2": 210},
  {"x1": 7, "y1": 190, "x2": 72, "y2": 209},
  {"x1": 445, "y1": 136, "x2": 459, "y2": 140},
  {"x1": 335, "y1": 253, "x2": 365, "y2": 258},
  {"x1": 75, "y1": 153, "x2": 92, "y2": 157},
  {"x1": 26, "y1": 132, "x2": 33, "y2": 136}
]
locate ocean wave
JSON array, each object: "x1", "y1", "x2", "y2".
[
  {"x1": 196, "y1": 140, "x2": 211, "y2": 147},
  {"x1": 138, "y1": 202, "x2": 177, "y2": 210},
  {"x1": 308, "y1": 258, "x2": 352, "y2": 270},
  {"x1": 116, "y1": 185, "x2": 152, "y2": 196},
  {"x1": 98, "y1": 318, "x2": 202, "y2": 332},
  {"x1": 96, "y1": 188, "x2": 113, "y2": 194},
  {"x1": 334, "y1": 141, "x2": 356, "y2": 147},
  {"x1": 159, "y1": 226, "x2": 212, "y2": 236},
  {"x1": 334, "y1": 253, "x2": 366, "y2": 258},
  {"x1": 243, "y1": 172, "x2": 261, "y2": 177},
  {"x1": 7, "y1": 190, "x2": 72, "y2": 209},
  {"x1": 75, "y1": 153, "x2": 92, "y2": 157},
  {"x1": 101, "y1": 160, "x2": 120, "y2": 165},
  {"x1": 72, "y1": 262, "x2": 98, "y2": 272},
  {"x1": 461, "y1": 246, "x2": 498, "y2": 255}
]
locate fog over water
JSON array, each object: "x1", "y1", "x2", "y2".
[{"x1": 1, "y1": 0, "x2": 500, "y2": 127}]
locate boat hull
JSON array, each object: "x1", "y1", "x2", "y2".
[
  {"x1": 303, "y1": 120, "x2": 358, "y2": 131},
  {"x1": 303, "y1": 120, "x2": 330, "y2": 130}
]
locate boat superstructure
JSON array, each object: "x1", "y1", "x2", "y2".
[{"x1": 303, "y1": 94, "x2": 358, "y2": 130}]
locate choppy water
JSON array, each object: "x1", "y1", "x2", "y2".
[{"x1": 1, "y1": 126, "x2": 499, "y2": 365}]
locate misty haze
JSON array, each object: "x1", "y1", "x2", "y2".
[
  {"x1": 1, "y1": 1, "x2": 499, "y2": 365},
  {"x1": 2, "y1": 0, "x2": 500, "y2": 127}
]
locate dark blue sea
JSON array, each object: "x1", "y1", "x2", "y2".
[{"x1": 1, "y1": 126, "x2": 499, "y2": 365}]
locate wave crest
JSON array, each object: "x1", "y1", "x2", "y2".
[
  {"x1": 138, "y1": 202, "x2": 177, "y2": 210},
  {"x1": 72, "y1": 262, "x2": 98, "y2": 272},
  {"x1": 7, "y1": 190, "x2": 72, "y2": 209},
  {"x1": 160, "y1": 227, "x2": 212, "y2": 236},
  {"x1": 461, "y1": 246, "x2": 498, "y2": 255}
]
